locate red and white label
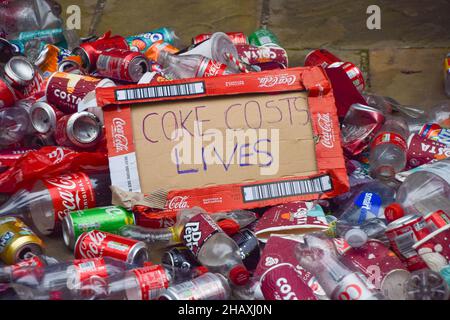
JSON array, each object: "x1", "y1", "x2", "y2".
[
  {"x1": 10, "y1": 256, "x2": 46, "y2": 280},
  {"x1": 371, "y1": 132, "x2": 407, "y2": 151},
  {"x1": 74, "y1": 230, "x2": 138, "y2": 262},
  {"x1": 133, "y1": 265, "x2": 169, "y2": 300},
  {"x1": 72, "y1": 258, "x2": 109, "y2": 284},
  {"x1": 197, "y1": 59, "x2": 228, "y2": 78},
  {"x1": 43, "y1": 172, "x2": 96, "y2": 223},
  {"x1": 182, "y1": 213, "x2": 221, "y2": 257}
]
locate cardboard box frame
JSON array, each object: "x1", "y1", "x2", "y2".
[{"x1": 97, "y1": 67, "x2": 349, "y2": 225}]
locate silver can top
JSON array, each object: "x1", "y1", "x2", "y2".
[
  {"x1": 4, "y1": 56, "x2": 36, "y2": 87},
  {"x1": 30, "y1": 102, "x2": 57, "y2": 134},
  {"x1": 66, "y1": 111, "x2": 103, "y2": 148}
]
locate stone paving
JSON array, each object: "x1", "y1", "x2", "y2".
[{"x1": 44, "y1": 0, "x2": 450, "y2": 261}]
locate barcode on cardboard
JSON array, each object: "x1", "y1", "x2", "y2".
[
  {"x1": 242, "y1": 175, "x2": 332, "y2": 202},
  {"x1": 115, "y1": 82, "x2": 205, "y2": 102},
  {"x1": 394, "y1": 231, "x2": 416, "y2": 257}
]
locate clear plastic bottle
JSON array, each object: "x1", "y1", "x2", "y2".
[
  {"x1": 0, "y1": 253, "x2": 58, "y2": 283},
  {"x1": 369, "y1": 115, "x2": 410, "y2": 180},
  {"x1": 156, "y1": 51, "x2": 238, "y2": 79},
  {"x1": 429, "y1": 101, "x2": 450, "y2": 128},
  {"x1": 405, "y1": 269, "x2": 449, "y2": 300},
  {"x1": 294, "y1": 233, "x2": 384, "y2": 300},
  {"x1": 396, "y1": 158, "x2": 450, "y2": 216},
  {"x1": 0, "y1": 171, "x2": 112, "y2": 235},
  {"x1": 0, "y1": 107, "x2": 30, "y2": 147}
]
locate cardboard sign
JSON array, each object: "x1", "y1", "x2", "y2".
[{"x1": 97, "y1": 67, "x2": 349, "y2": 216}]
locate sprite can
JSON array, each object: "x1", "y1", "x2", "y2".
[
  {"x1": 62, "y1": 206, "x2": 135, "y2": 250},
  {"x1": 248, "y1": 28, "x2": 280, "y2": 47}
]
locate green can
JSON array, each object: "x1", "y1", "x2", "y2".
[
  {"x1": 62, "y1": 206, "x2": 135, "y2": 250},
  {"x1": 248, "y1": 28, "x2": 280, "y2": 47}
]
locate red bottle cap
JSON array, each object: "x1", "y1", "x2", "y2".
[
  {"x1": 195, "y1": 266, "x2": 209, "y2": 276},
  {"x1": 217, "y1": 218, "x2": 240, "y2": 236},
  {"x1": 229, "y1": 265, "x2": 250, "y2": 286},
  {"x1": 385, "y1": 203, "x2": 405, "y2": 223}
]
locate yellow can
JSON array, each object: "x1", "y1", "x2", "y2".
[{"x1": 0, "y1": 217, "x2": 44, "y2": 265}]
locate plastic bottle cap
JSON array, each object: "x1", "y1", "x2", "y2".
[
  {"x1": 385, "y1": 203, "x2": 405, "y2": 223},
  {"x1": 229, "y1": 265, "x2": 250, "y2": 286},
  {"x1": 217, "y1": 219, "x2": 241, "y2": 236},
  {"x1": 344, "y1": 229, "x2": 368, "y2": 248},
  {"x1": 195, "y1": 266, "x2": 209, "y2": 276}
]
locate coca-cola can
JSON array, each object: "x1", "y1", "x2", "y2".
[
  {"x1": 55, "y1": 111, "x2": 103, "y2": 149},
  {"x1": 424, "y1": 210, "x2": 450, "y2": 232},
  {"x1": 29, "y1": 102, "x2": 64, "y2": 134},
  {"x1": 45, "y1": 71, "x2": 115, "y2": 114},
  {"x1": 0, "y1": 77, "x2": 17, "y2": 108},
  {"x1": 339, "y1": 239, "x2": 410, "y2": 300},
  {"x1": 158, "y1": 272, "x2": 230, "y2": 300},
  {"x1": 74, "y1": 230, "x2": 149, "y2": 266},
  {"x1": 193, "y1": 32, "x2": 248, "y2": 46},
  {"x1": 341, "y1": 103, "x2": 385, "y2": 156},
  {"x1": 96, "y1": 48, "x2": 150, "y2": 83},
  {"x1": 385, "y1": 214, "x2": 431, "y2": 271},
  {"x1": 332, "y1": 272, "x2": 379, "y2": 300},
  {"x1": 304, "y1": 49, "x2": 365, "y2": 91},
  {"x1": 72, "y1": 33, "x2": 129, "y2": 71}
]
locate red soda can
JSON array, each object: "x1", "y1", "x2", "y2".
[
  {"x1": 72, "y1": 32, "x2": 129, "y2": 71},
  {"x1": 96, "y1": 49, "x2": 150, "y2": 83},
  {"x1": 55, "y1": 111, "x2": 103, "y2": 150},
  {"x1": 339, "y1": 239, "x2": 410, "y2": 300},
  {"x1": 193, "y1": 32, "x2": 248, "y2": 46},
  {"x1": 304, "y1": 49, "x2": 365, "y2": 91},
  {"x1": 0, "y1": 77, "x2": 17, "y2": 108},
  {"x1": 74, "y1": 230, "x2": 149, "y2": 265},
  {"x1": 341, "y1": 103, "x2": 385, "y2": 156},
  {"x1": 424, "y1": 210, "x2": 450, "y2": 232},
  {"x1": 29, "y1": 102, "x2": 64, "y2": 134},
  {"x1": 45, "y1": 72, "x2": 115, "y2": 114},
  {"x1": 385, "y1": 214, "x2": 431, "y2": 271}
]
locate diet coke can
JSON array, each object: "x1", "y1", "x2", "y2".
[
  {"x1": 96, "y1": 48, "x2": 150, "y2": 83},
  {"x1": 74, "y1": 230, "x2": 148, "y2": 266},
  {"x1": 304, "y1": 49, "x2": 365, "y2": 91},
  {"x1": 339, "y1": 239, "x2": 410, "y2": 300},
  {"x1": 55, "y1": 111, "x2": 103, "y2": 149},
  {"x1": 385, "y1": 214, "x2": 431, "y2": 271},
  {"x1": 72, "y1": 32, "x2": 129, "y2": 71}
]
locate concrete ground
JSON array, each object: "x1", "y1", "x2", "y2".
[{"x1": 42, "y1": 0, "x2": 450, "y2": 261}]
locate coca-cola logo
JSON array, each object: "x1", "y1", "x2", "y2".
[
  {"x1": 204, "y1": 60, "x2": 225, "y2": 77},
  {"x1": 317, "y1": 113, "x2": 334, "y2": 148},
  {"x1": 79, "y1": 231, "x2": 107, "y2": 259},
  {"x1": 258, "y1": 74, "x2": 296, "y2": 88},
  {"x1": 45, "y1": 174, "x2": 84, "y2": 220},
  {"x1": 183, "y1": 221, "x2": 201, "y2": 251},
  {"x1": 166, "y1": 196, "x2": 189, "y2": 210},
  {"x1": 112, "y1": 118, "x2": 129, "y2": 153}
]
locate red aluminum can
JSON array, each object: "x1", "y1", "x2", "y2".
[
  {"x1": 55, "y1": 111, "x2": 103, "y2": 150},
  {"x1": 73, "y1": 32, "x2": 129, "y2": 71},
  {"x1": 339, "y1": 239, "x2": 410, "y2": 300},
  {"x1": 385, "y1": 214, "x2": 431, "y2": 271},
  {"x1": 304, "y1": 49, "x2": 365, "y2": 91},
  {"x1": 424, "y1": 210, "x2": 450, "y2": 232},
  {"x1": 96, "y1": 49, "x2": 150, "y2": 83},
  {"x1": 0, "y1": 77, "x2": 17, "y2": 108},
  {"x1": 29, "y1": 102, "x2": 64, "y2": 134},
  {"x1": 193, "y1": 32, "x2": 248, "y2": 46},
  {"x1": 74, "y1": 230, "x2": 148, "y2": 265}
]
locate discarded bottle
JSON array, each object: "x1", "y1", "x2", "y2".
[
  {"x1": 0, "y1": 171, "x2": 112, "y2": 235},
  {"x1": 369, "y1": 115, "x2": 410, "y2": 180},
  {"x1": 405, "y1": 269, "x2": 449, "y2": 300},
  {"x1": 0, "y1": 107, "x2": 30, "y2": 147}
]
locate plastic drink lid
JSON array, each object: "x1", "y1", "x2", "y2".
[
  {"x1": 229, "y1": 265, "x2": 250, "y2": 286},
  {"x1": 385, "y1": 203, "x2": 405, "y2": 223},
  {"x1": 344, "y1": 228, "x2": 368, "y2": 248}
]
